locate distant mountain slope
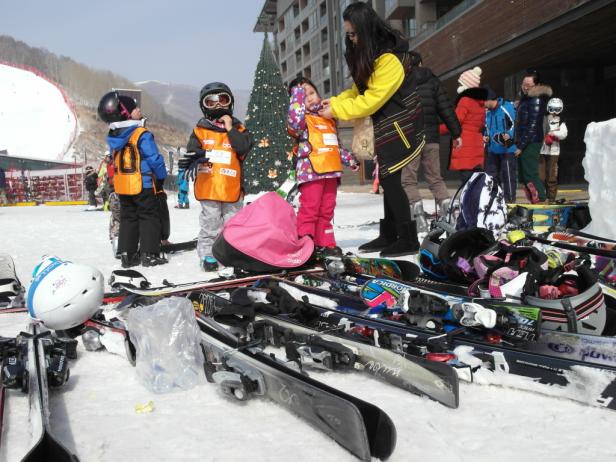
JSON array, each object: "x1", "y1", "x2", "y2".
[{"x1": 136, "y1": 81, "x2": 250, "y2": 125}]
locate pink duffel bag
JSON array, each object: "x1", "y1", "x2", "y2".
[{"x1": 212, "y1": 192, "x2": 314, "y2": 272}]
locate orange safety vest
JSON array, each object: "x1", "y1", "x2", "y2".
[
  {"x1": 305, "y1": 114, "x2": 342, "y2": 174},
  {"x1": 193, "y1": 126, "x2": 242, "y2": 202},
  {"x1": 113, "y1": 127, "x2": 147, "y2": 196}
]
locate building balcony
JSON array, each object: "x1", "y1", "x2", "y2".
[{"x1": 385, "y1": 0, "x2": 414, "y2": 20}]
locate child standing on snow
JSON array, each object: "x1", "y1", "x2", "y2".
[
  {"x1": 540, "y1": 98, "x2": 567, "y2": 202},
  {"x1": 287, "y1": 77, "x2": 359, "y2": 257},
  {"x1": 179, "y1": 82, "x2": 253, "y2": 272}
]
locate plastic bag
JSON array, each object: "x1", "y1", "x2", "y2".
[{"x1": 127, "y1": 297, "x2": 205, "y2": 393}]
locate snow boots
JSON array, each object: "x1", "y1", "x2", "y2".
[
  {"x1": 358, "y1": 219, "x2": 397, "y2": 253},
  {"x1": 121, "y1": 253, "x2": 141, "y2": 269},
  {"x1": 202, "y1": 256, "x2": 219, "y2": 272},
  {"x1": 141, "y1": 253, "x2": 168, "y2": 267},
  {"x1": 380, "y1": 221, "x2": 420, "y2": 257}
]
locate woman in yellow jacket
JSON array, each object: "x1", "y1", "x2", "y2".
[{"x1": 319, "y1": 2, "x2": 425, "y2": 257}]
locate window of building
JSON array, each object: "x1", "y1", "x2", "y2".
[
  {"x1": 301, "y1": 18, "x2": 309, "y2": 34},
  {"x1": 323, "y1": 79, "x2": 331, "y2": 94},
  {"x1": 295, "y1": 49, "x2": 302, "y2": 66},
  {"x1": 404, "y1": 18, "x2": 417, "y2": 38},
  {"x1": 280, "y1": 40, "x2": 286, "y2": 55},
  {"x1": 322, "y1": 53, "x2": 329, "y2": 69},
  {"x1": 302, "y1": 42, "x2": 311, "y2": 59},
  {"x1": 321, "y1": 27, "x2": 328, "y2": 45},
  {"x1": 299, "y1": 0, "x2": 307, "y2": 10},
  {"x1": 281, "y1": 60, "x2": 287, "y2": 74},
  {"x1": 319, "y1": 1, "x2": 326, "y2": 17},
  {"x1": 293, "y1": 2, "x2": 299, "y2": 17},
  {"x1": 303, "y1": 65, "x2": 311, "y2": 79},
  {"x1": 294, "y1": 26, "x2": 301, "y2": 40},
  {"x1": 278, "y1": 17, "x2": 285, "y2": 32}
]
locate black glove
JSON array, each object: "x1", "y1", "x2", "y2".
[
  {"x1": 155, "y1": 179, "x2": 165, "y2": 191},
  {"x1": 178, "y1": 153, "x2": 198, "y2": 171}
]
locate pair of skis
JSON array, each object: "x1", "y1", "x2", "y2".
[{"x1": 1, "y1": 324, "x2": 77, "y2": 461}]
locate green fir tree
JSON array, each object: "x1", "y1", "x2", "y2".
[{"x1": 243, "y1": 34, "x2": 293, "y2": 194}]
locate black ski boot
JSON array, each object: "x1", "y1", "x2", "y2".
[
  {"x1": 201, "y1": 256, "x2": 219, "y2": 272},
  {"x1": 141, "y1": 253, "x2": 168, "y2": 267},
  {"x1": 358, "y1": 219, "x2": 396, "y2": 253},
  {"x1": 121, "y1": 252, "x2": 141, "y2": 269},
  {"x1": 379, "y1": 221, "x2": 420, "y2": 257}
]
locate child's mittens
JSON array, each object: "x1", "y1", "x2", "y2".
[{"x1": 544, "y1": 133, "x2": 556, "y2": 146}]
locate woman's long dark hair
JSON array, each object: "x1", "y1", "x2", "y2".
[{"x1": 343, "y1": 2, "x2": 399, "y2": 91}]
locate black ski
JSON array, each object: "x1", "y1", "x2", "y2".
[
  {"x1": 267, "y1": 277, "x2": 616, "y2": 410},
  {"x1": 1, "y1": 325, "x2": 78, "y2": 461},
  {"x1": 160, "y1": 238, "x2": 198, "y2": 254},
  {"x1": 197, "y1": 314, "x2": 397, "y2": 461},
  {"x1": 190, "y1": 288, "x2": 459, "y2": 409}
]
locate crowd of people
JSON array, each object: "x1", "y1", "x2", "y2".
[{"x1": 93, "y1": 2, "x2": 568, "y2": 269}]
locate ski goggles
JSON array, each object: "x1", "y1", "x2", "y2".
[
  {"x1": 202, "y1": 92, "x2": 232, "y2": 108},
  {"x1": 418, "y1": 249, "x2": 447, "y2": 280}
]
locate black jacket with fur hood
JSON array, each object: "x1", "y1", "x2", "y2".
[{"x1": 515, "y1": 84, "x2": 553, "y2": 150}]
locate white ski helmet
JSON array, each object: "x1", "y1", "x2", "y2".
[
  {"x1": 27, "y1": 256, "x2": 104, "y2": 330},
  {"x1": 547, "y1": 98, "x2": 563, "y2": 114}
]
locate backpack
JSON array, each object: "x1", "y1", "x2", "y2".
[
  {"x1": 455, "y1": 172, "x2": 507, "y2": 238},
  {"x1": 212, "y1": 192, "x2": 314, "y2": 272}
]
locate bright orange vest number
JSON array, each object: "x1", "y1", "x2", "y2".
[
  {"x1": 193, "y1": 127, "x2": 242, "y2": 202},
  {"x1": 113, "y1": 127, "x2": 147, "y2": 196},
  {"x1": 305, "y1": 114, "x2": 342, "y2": 174}
]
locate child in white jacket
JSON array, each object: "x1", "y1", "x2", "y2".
[{"x1": 540, "y1": 98, "x2": 568, "y2": 202}]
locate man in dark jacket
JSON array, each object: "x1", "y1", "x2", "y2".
[
  {"x1": 84, "y1": 166, "x2": 98, "y2": 208},
  {"x1": 401, "y1": 52, "x2": 461, "y2": 231},
  {"x1": 514, "y1": 70, "x2": 552, "y2": 203}
]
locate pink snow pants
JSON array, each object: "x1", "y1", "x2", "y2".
[{"x1": 297, "y1": 178, "x2": 338, "y2": 247}]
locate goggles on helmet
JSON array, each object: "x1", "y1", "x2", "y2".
[{"x1": 203, "y1": 92, "x2": 232, "y2": 109}]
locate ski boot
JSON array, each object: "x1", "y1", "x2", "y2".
[
  {"x1": 141, "y1": 253, "x2": 168, "y2": 267},
  {"x1": 452, "y1": 303, "x2": 497, "y2": 329},
  {"x1": 411, "y1": 201, "x2": 429, "y2": 233},
  {"x1": 202, "y1": 256, "x2": 219, "y2": 272},
  {"x1": 121, "y1": 252, "x2": 141, "y2": 269}
]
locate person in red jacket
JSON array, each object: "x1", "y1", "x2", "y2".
[{"x1": 441, "y1": 67, "x2": 487, "y2": 184}]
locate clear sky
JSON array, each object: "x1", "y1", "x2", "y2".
[{"x1": 0, "y1": 0, "x2": 265, "y2": 90}]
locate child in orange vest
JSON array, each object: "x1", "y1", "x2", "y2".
[
  {"x1": 287, "y1": 77, "x2": 359, "y2": 256},
  {"x1": 179, "y1": 82, "x2": 253, "y2": 272}
]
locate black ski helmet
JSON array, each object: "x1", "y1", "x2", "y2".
[
  {"x1": 199, "y1": 82, "x2": 234, "y2": 118},
  {"x1": 97, "y1": 91, "x2": 137, "y2": 123}
]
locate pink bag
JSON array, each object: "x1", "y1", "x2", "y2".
[{"x1": 212, "y1": 192, "x2": 314, "y2": 272}]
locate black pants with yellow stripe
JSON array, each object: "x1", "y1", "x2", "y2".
[{"x1": 118, "y1": 188, "x2": 161, "y2": 255}]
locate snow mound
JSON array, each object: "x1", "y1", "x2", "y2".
[
  {"x1": 0, "y1": 62, "x2": 77, "y2": 161},
  {"x1": 583, "y1": 118, "x2": 616, "y2": 239}
]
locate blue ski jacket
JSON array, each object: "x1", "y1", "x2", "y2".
[
  {"x1": 106, "y1": 122, "x2": 167, "y2": 189},
  {"x1": 485, "y1": 98, "x2": 517, "y2": 154}
]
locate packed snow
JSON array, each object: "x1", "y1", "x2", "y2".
[
  {"x1": 0, "y1": 63, "x2": 77, "y2": 161},
  {"x1": 1, "y1": 193, "x2": 616, "y2": 462},
  {"x1": 583, "y1": 118, "x2": 616, "y2": 240}
]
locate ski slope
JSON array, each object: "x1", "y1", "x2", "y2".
[
  {"x1": 1, "y1": 193, "x2": 615, "y2": 462},
  {"x1": 0, "y1": 62, "x2": 77, "y2": 161}
]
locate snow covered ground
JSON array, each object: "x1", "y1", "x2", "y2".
[
  {"x1": 1, "y1": 192, "x2": 616, "y2": 462},
  {"x1": 0, "y1": 63, "x2": 77, "y2": 161}
]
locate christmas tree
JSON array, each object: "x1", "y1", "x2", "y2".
[{"x1": 243, "y1": 34, "x2": 294, "y2": 194}]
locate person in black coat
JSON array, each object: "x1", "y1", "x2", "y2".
[
  {"x1": 401, "y1": 52, "x2": 461, "y2": 231},
  {"x1": 84, "y1": 166, "x2": 98, "y2": 207}
]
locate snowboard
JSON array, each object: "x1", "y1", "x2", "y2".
[{"x1": 325, "y1": 255, "x2": 420, "y2": 282}]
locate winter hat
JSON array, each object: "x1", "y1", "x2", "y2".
[
  {"x1": 484, "y1": 85, "x2": 497, "y2": 101},
  {"x1": 457, "y1": 67, "x2": 482, "y2": 94}
]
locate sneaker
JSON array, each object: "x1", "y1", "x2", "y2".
[
  {"x1": 141, "y1": 253, "x2": 168, "y2": 267},
  {"x1": 201, "y1": 256, "x2": 219, "y2": 272},
  {"x1": 121, "y1": 253, "x2": 140, "y2": 268}
]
